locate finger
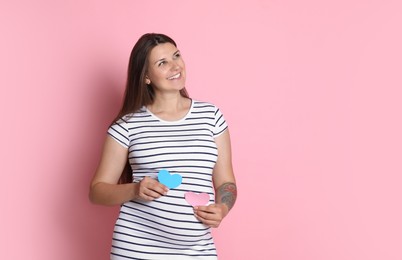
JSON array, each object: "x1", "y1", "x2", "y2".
[
  {"x1": 142, "y1": 178, "x2": 169, "y2": 195},
  {"x1": 140, "y1": 194, "x2": 156, "y2": 201},
  {"x1": 194, "y1": 205, "x2": 208, "y2": 211},
  {"x1": 195, "y1": 205, "x2": 219, "y2": 214},
  {"x1": 143, "y1": 188, "x2": 165, "y2": 199},
  {"x1": 194, "y1": 214, "x2": 219, "y2": 228},
  {"x1": 139, "y1": 190, "x2": 162, "y2": 201},
  {"x1": 194, "y1": 208, "x2": 220, "y2": 221},
  {"x1": 145, "y1": 186, "x2": 168, "y2": 197},
  {"x1": 152, "y1": 183, "x2": 169, "y2": 195}
]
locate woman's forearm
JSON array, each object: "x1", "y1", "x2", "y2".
[
  {"x1": 216, "y1": 182, "x2": 237, "y2": 212},
  {"x1": 89, "y1": 182, "x2": 137, "y2": 206}
]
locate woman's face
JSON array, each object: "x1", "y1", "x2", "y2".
[{"x1": 146, "y1": 43, "x2": 186, "y2": 94}]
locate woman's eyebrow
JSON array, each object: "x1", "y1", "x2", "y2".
[
  {"x1": 154, "y1": 50, "x2": 180, "y2": 65},
  {"x1": 154, "y1": 58, "x2": 166, "y2": 65}
]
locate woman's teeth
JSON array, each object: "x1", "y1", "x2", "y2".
[{"x1": 168, "y1": 73, "x2": 181, "y2": 80}]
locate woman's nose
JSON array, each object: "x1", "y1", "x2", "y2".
[{"x1": 170, "y1": 60, "x2": 180, "y2": 71}]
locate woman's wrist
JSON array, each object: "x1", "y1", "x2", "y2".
[{"x1": 128, "y1": 182, "x2": 139, "y2": 201}]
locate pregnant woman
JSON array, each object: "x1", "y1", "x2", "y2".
[{"x1": 89, "y1": 33, "x2": 237, "y2": 259}]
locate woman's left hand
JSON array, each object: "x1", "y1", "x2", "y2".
[{"x1": 193, "y1": 203, "x2": 229, "y2": 228}]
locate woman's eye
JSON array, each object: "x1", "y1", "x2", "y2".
[
  {"x1": 175, "y1": 53, "x2": 181, "y2": 58},
  {"x1": 158, "y1": 61, "x2": 165, "y2": 67}
]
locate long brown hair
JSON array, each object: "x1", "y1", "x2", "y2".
[{"x1": 115, "y1": 33, "x2": 190, "y2": 183}]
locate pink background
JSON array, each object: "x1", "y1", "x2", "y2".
[{"x1": 1, "y1": 1, "x2": 402, "y2": 259}]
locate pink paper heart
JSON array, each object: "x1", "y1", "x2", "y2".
[{"x1": 184, "y1": 192, "x2": 210, "y2": 207}]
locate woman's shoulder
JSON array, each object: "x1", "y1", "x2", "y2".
[
  {"x1": 115, "y1": 107, "x2": 150, "y2": 123},
  {"x1": 192, "y1": 99, "x2": 219, "y2": 110}
]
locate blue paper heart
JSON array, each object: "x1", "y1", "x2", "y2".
[{"x1": 157, "y1": 170, "x2": 182, "y2": 189}]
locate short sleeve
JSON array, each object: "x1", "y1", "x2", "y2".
[
  {"x1": 213, "y1": 107, "x2": 228, "y2": 137},
  {"x1": 107, "y1": 118, "x2": 129, "y2": 148}
]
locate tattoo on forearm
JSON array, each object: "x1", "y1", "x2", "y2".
[{"x1": 217, "y1": 182, "x2": 237, "y2": 211}]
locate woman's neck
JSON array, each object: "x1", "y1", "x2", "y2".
[{"x1": 147, "y1": 93, "x2": 191, "y2": 121}]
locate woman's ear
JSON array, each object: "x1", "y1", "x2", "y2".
[{"x1": 145, "y1": 76, "x2": 151, "y2": 85}]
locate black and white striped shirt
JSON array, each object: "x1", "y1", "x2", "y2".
[{"x1": 108, "y1": 100, "x2": 228, "y2": 259}]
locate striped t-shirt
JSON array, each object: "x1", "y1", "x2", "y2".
[{"x1": 107, "y1": 100, "x2": 228, "y2": 260}]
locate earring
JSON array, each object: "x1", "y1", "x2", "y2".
[{"x1": 145, "y1": 78, "x2": 151, "y2": 85}]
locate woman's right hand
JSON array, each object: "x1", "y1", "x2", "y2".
[{"x1": 135, "y1": 177, "x2": 169, "y2": 201}]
